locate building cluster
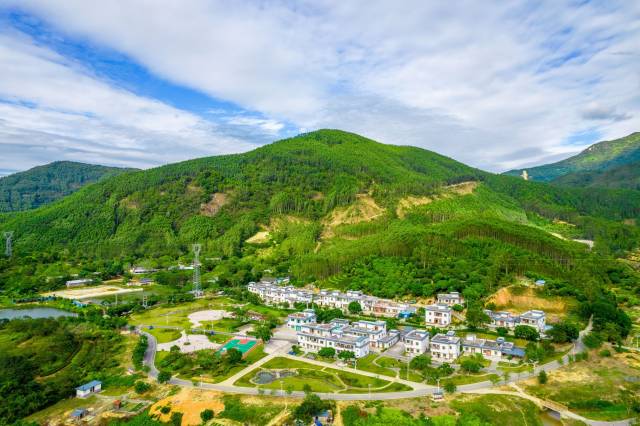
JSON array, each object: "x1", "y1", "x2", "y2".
[
  {"x1": 289, "y1": 311, "x2": 525, "y2": 362},
  {"x1": 484, "y1": 309, "x2": 547, "y2": 333},
  {"x1": 248, "y1": 280, "x2": 417, "y2": 318},
  {"x1": 293, "y1": 317, "x2": 399, "y2": 358}
]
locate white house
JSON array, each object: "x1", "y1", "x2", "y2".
[
  {"x1": 287, "y1": 309, "x2": 317, "y2": 331},
  {"x1": 519, "y1": 310, "x2": 546, "y2": 332},
  {"x1": 76, "y1": 380, "x2": 102, "y2": 398},
  {"x1": 425, "y1": 304, "x2": 452, "y2": 326},
  {"x1": 430, "y1": 331, "x2": 460, "y2": 362},
  {"x1": 403, "y1": 329, "x2": 430, "y2": 356},
  {"x1": 461, "y1": 335, "x2": 525, "y2": 361},
  {"x1": 66, "y1": 278, "x2": 93, "y2": 288},
  {"x1": 297, "y1": 320, "x2": 370, "y2": 358},
  {"x1": 436, "y1": 291, "x2": 464, "y2": 307}
]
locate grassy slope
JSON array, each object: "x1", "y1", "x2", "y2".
[
  {"x1": 553, "y1": 161, "x2": 640, "y2": 190},
  {"x1": 0, "y1": 161, "x2": 134, "y2": 212},
  {"x1": 504, "y1": 132, "x2": 640, "y2": 182}
]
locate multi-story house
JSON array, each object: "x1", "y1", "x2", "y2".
[
  {"x1": 287, "y1": 309, "x2": 317, "y2": 331},
  {"x1": 403, "y1": 329, "x2": 430, "y2": 356},
  {"x1": 430, "y1": 331, "x2": 460, "y2": 362},
  {"x1": 248, "y1": 280, "x2": 419, "y2": 319},
  {"x1": 519, "y1": 310, "x2": 546, "y2": 332},
  {"x1": 436, "y1": 291, "x2": 464, "y2": 307},
  {"x1": 461, "y1": 335, "x2": 525, "y2": 361},
  {"x1": 425, "y1": 304, "x2": 452, "y2": 326},
  {"x1": 297, "y1": 320, "x2": 370, "y2": 358},
  {"x1": 484, "y1": 309, "x2": 547, "y2": 333}
]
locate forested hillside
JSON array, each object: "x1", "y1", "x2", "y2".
[
  {"x1": 552, "y1": 161, "x2": 640, "y2": 190},
  {"x1": 505, "y1": 132, "x2": 640, "y2": 183},
  {"x1": 0, "y1": 161, "x2": 134, "y2": 212},
  {"x1": 1, "y1": 130, "x2": 639, "y2": 303}
]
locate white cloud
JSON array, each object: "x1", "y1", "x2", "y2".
[
  {"x1": 3, "y1": 0, "x2": 640, "y2": 171},
  {"x1": 0, "y1": 31, "x2": 258, "y2": 172}
]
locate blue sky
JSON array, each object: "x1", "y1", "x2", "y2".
[{"x1": 0, "y1": 1, "x2": 638, "y2": 175}]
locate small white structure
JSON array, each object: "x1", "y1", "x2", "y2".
[
  {"x1": 436, "y1": 291, "x2": 464, "y2": 307},
  {"x1": 76, "y1": 380, "x2": 102, "y2": 398},
  {"x1": 66, "y1": 278, "x2": 93, "y2": 288},
  {"x1": 425, "y1": 304, "x2": 452, "y2": 326},
  {"x1": 430, "y1": 331, "x2": 460, "y2": 362},
  {"x1": 403, "y1": 329, "x2": 430, "y2": 356},
  {"x1": 287, "y1": 309, "x2": 317, "y2": 331}
]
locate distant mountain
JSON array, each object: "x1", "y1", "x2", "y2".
[
  {"x1": 504, "y1": 132, "x2": 640, "y2": 184},
  {"x1": 0, "y1": 161, "x2": 134, "y2": 212}
]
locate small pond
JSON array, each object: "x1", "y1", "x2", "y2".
[
  {"x1": 0, "y1": 307, "x2": 77, "y2": 320},
  {"x1": 252, "y1": 370, "x2": 296, "y2": 385}
]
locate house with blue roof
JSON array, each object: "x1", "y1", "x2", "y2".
[{"x1": 76, "y1": 380, "x2": 102, "y2": 398}]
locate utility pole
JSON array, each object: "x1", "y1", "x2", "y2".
[
  {"x1": 192, "y1": 243, "x2": 203, "y2": 298},
  {"x1": 3, "y1": 231, "x2": 13, "y2": 258},
  {"x1": 142, "y1": 295, "x2": 148, "y2": 309}
]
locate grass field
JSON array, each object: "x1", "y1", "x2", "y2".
[
  {"x1": 451, "y1": 394, "x2": 542, "y2": 425},
  {"x1": 26, "y1": 396, "x2": 99, "y2": 423},
  {"x1": 234, "y1": 356, "x2": 411, "y2": 393},
  {"x1": 524, "y1": 350, "x2": 640, "y2": 421},
  {"x1": 147, "y1": 327, "x2": 182, "y2": 343}
]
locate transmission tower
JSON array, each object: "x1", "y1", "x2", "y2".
[
  {"x1": 4, "y1": 231, "x2": 13, "y2": 258},
  {"x1": 192, "y1": 243, "x2": 203, "y2": 298}
]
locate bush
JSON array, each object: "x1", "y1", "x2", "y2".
[
  {"x1": 537, "y1": 370, "x2": 548, "y2": 384},
  {"x1": 598, "y1": 349, "x2": 611, "y2": 357},
  {"x1": 514, "y1": 325, "x2": 539, "y2": 341},
  {"x1": 318, "y1": 347, "x2": 336, "y2": 358},
  {"x1": 460, "y1": 358, "x2": 483, "y2": 373},
  {"x1": 134, "y1": 381, "x2": 151, "y2": 394},
  {"x1": 583, "y1": 333, "x2": 603, "y2": 349},
  {"x1": 157, "y1": 371, "x2": 172, "y2": 383},
  {"x1": 293, "y1": 393, "x2": 331, "y2": 423},
  {"x1": 132, "y1": 334, "x2": 148, "y2": 370},
  {"x1": 200, "y1": 409, "x2": 215, "y2": 422},
  {"x1": 443, "y1": 381, "x2": 457, "y2": 394},
  {"x1": 496, "y1": 327, "x2": 509, "y2": 337}
]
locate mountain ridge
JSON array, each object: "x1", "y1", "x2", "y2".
[
  {"x1": 504, "y1": 132, "x2": 640, "y2": 183},
  {"x1": 0, "y1": 160, "x2": 135, "y2": 212}
]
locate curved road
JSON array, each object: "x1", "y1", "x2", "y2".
[{"x1": 140, "y1": 318, "x2": 635, "y2": 425}]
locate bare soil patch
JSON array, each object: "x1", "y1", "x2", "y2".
[
  {"x1": 488, "y1": 285, "x2": 568, "y2": 319},
  {"x1": 396, "y1": 181, "x2": 479, "y2": 218},
  {"x1": 322, "y1": 194, "x2": 386, "y2": 238},
  {"x1": 200, "y1": 192, "x2": 229, "y2": 217},
  {"x1": 150, "y1": 388, "x2": 225, "y2": 425}
]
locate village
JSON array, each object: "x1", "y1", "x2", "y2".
[{"x1": 249, "y1": 279, "x2": 546, "y2": 364}]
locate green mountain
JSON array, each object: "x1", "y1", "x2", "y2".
[
  {"x1": 0, "y1": 161, "x2": 134, "y2": 212},
  {"x1": 504, "y1": 132, "x2": 640, "y2": 183},
  {"x1": 1, "y1": 130, "x2": 639, "y2": 299},
  {"x1": 552, "y1": 161, "x2": 640, "y2": 190}
]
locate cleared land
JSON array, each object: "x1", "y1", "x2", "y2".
[
  {"x1": 43, "y1": 285, "x2": 143, "y2": 300},
  {"x1": 488, "y1": 285, "x2": 572, "y2": 322},
  {"x1": 523, "y1": 350, "x2": 640, "y2": 421}
]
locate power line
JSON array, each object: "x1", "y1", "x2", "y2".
[
  {"x1": 192, "y1": 243, "x2": 203, "y2": 298},
  {"x1": 3, "y1": 231, "x2": 13, "y2": 258}
]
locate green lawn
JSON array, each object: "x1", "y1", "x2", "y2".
[
  {"x1": 147, "y1": 327, "x2": 181, "y2": 343},
  {"x1": 440, "y1": 373, "x2": 499, "y2": 386},
  {"x1": 498, "y1": 362, "x2": 532, "y2": 373},
  {"x1": 355, "y1": 354, "x2": 398, "y2": 378},
  {"x1": 234, "y1": 356, "x2": 410, "y2": 393},
  {"x1": 26, "y1": 396, "x2": 99, "y2": 423}
]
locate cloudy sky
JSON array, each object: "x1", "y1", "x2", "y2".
[{"x1": 0, "y1": 1, "x2": 638, "y2": 176}]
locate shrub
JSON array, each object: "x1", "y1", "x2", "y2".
[
  {"x1": 200, "y1": 409, "x2": 215, "y2": 422},
  {"x1": 157, "y1": 371, "x2": 172, "y2": 383},
  {"x1": 598, "y1": 349, "x2": 611, "y2": 357},
  {"x1": 514, "y1": 325, "x2": 539, "y2": 341},
  {"x1": 443, "y1": 381, "x2": 457, "y2": 394},
  {"x1": 134, "y1": 381, "x2": 151, "y2": 394},
  {"x1": 318, "y1": 347, "x2": 336, "y2": 358},
  {"x1": 537, "y1": 370, "x2": 548, "y2": 384}
]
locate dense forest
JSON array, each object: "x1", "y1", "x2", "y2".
[
  {"x1": 0, "y1": 161, "x2": 133, "y2": 212},
  {"x1": 0, "y1": 130, "x2": 638, "y2": 335}
]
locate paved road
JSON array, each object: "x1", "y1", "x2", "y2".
[{"x1": 139, "y1": 318, "x2": 636, "y2": 423}]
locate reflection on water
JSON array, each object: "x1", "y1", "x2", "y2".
[
  {"x1": 539, "y1": 409, "x2": 563, "y2": 426},
  {"x1": 0, "y1": 307, "x2": 77, "y2": 320}
]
